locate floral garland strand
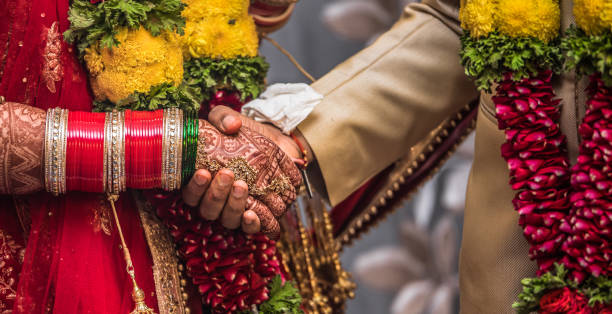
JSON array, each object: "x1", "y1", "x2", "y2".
[
  {"x1": 460, "y1": 0, "x2": 611, "y2": 312},
  {"x1": 147, "y1": 191, "x2": 304, "y2": 313},
  {"x1": 492, "y1": 70, "x2": 571, "y2": 274}
]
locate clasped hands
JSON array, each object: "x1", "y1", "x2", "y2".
[{"x1": 183, "y1": 106, "x2": 305, "y2": 236}]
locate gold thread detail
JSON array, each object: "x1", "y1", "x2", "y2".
[
  {"x1": 335, "y1": 102, "x2": 478, "y2": 251},
  {"x1": 132, "y1": 191, "x2": 187, "y2": 314}
]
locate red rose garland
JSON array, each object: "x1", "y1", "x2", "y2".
[
  {"x1": 564, "y1": 74, "x2": 612, "y2": 283},
  {"x1": 493, "y1": 70, "x2": 571, "y2": 275},
  {"x1": 145, "y1": 191, "x2": 283, "y2": 313},
  {"x1": 460, "y1": 0, "x2": 611, "y2": 310},
  {"x1": 539, "y1": 287, "x2": 591, "y2": 314}
]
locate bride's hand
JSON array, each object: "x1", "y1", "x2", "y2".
[{"x1": 182, "y1": 119, "x2": 302, "y2": 237}]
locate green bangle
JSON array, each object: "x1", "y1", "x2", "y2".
[{"x1": 182, "y1": 111, "x2": 198, "y2": 185}]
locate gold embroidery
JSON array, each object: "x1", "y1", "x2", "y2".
[
  {"x1": 91, "y1": 197, "x2": 113, "y2": 236},
  {"x1": 0, "y1": 229, "x2": 25, "y2": 313},
  {"x1": 42, "y1": 22, "x2": 63, "y2": 94},
  {"x1": 278, "y1": 197, "x2": 355, "y2": 314},
  {"x1": 132, "y1": 191, "x2": 187, "y2": 314},
  {"x1": 335, "y1": 102, "x2": 477, "y2": 249}
]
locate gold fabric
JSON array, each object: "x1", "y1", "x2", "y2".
[
  {"x1": 299, "y1": 0, "x2": 478, "y2": 206},
  {"x1": 297, "y1": 0, "x2": 582, "y2": 312}
]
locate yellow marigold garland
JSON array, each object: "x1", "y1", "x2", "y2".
[
  {"x1": 181, "y1": 0, "x2": 259, "y2": 59},
  {"x1": 496, "y1": 0, "x2": 560, "y2": 43},
  {"x1": 574, "y1": 0, "x2": 607, "y2": 35},
  {"x1": 460, "y1": 0, "x2": 560, "y2": 43},
  {"x1": 86, "y1": 27, "x2": 184, "y2": 103},
  {"x1": 459, "y1": 0, "x2": 496, "y2": 38},
  {"x1": 459, "y1": 0, "x2": 562, "y2": 91}
]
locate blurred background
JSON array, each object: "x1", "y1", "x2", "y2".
[{"x1": 260, "y1": 1, "x2": 474, "y2": 313}]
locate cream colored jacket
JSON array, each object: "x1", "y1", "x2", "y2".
[{"x1": 297, "y1": 0, "x2": 582, "y2": 312}]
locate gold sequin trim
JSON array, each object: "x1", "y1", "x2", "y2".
[{"x1": 132, "y1": 191, "x2": 188, "y2": 314}]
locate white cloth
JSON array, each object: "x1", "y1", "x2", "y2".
[{"x1": 241, "y1": 83, "x2": 323, "y2": 134}]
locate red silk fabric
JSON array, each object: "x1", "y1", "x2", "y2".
[{"x1": 0, "y1": 0, "x2": 159, "y2": 312}]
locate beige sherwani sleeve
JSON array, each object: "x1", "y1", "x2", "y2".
[{"x1": 297, "y1": 0, "x2": 479, "y2": 206}]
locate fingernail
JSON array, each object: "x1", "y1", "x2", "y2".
[
  {"x1": 195, "y1": 172, "x2": 208, "y2": 186},
  {"x1": 222, "y1": 115, "x2": 235, "y2": 130},
  {"x1": 244, "y1": 217, "x2": 254, "y2": 225},
  {"x1": 233, "y1": 186, "x2": 247, "y2": 198},
  {"x1": 219, "y1": 173, "x2": 232, "y2": 187}
]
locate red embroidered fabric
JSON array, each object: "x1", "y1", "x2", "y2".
[{"x1": 0, "y1": 0, "x2": 159, "y2": 312}]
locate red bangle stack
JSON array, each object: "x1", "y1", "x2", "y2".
[
  {"x1": 125, "y1": 110, "x2": 163, "y2": 189},
  {"x1": 66, "y1": 111, "x2": 106, "y2": 193}
]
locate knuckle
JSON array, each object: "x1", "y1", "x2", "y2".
[{"x1": 209, "y1": 190, "x2": 227, "y2": 203}]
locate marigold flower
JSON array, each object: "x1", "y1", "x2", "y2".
[
  {"x1": 181, "y1": 0, "x2": 259, "y2": 59},
  {"x1": 574, "y1": 0, "x2": 607, "y2": 35},
  {"x1": 459, "y1": 0, "x2": 496, "y2": 38},
  {"x1": 496, "y1": 0, "x2": 560, "y2": 43},
  {"x1": 600, "y1": 2, "x2": 612, "y2": 32},
  {"x1": 85, "y1": 27, "x2": 183, "y2": 103}
]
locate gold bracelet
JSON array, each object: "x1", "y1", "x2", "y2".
[
  {"x1": 44, "y1": 108, "x2": 68, "y2": 196},
  {"x1": 162, "y1": 108, "x2": 183, "y2": 190},
  {"x1": 104, "y1": 110, "x2": 126, "y2": 194}
]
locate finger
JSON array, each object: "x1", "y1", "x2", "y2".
[
  {"x1": 200, "y1": 169, "x2": 234, "y2": 221},
  {"x1": 279, "y1": 153, "x2": 303, "y2": 187},
  {"x1": 260, "y1": 193, "x2": 286, "y2": 218},
  {"x1": 278, "y1": 182, "x2": 297, "y2": 205},
  {"x1": 208, "y1": 106, "x2": 243, "y2": 134},
  {"x1": 241, "y1": 210, "x2": 261, "y2": 234},
  {"x1": 182, "y1": 169, "x2": 212, "y2": 207},
  {"x1": 220, "y1": 180, "x2": 249, "y2": 229},
  {"x1": 247, "y1": 196, "x2": 280, "y2": 237}
]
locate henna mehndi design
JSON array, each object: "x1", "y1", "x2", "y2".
[
  {"x1": 0, "y1": 102, "x2": 45, "y2": 195},
  {"x1": 196, "y1": 120, "x2": 302, "y2": 235}
]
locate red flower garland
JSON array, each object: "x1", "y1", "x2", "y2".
[
  {"x1": 493, "y1": 70, "x2": 571, "y2": 274},
  {"x1": 494, "y1": 71, "x2": 611, "y2": 312},
  {"x1": 145, "y1": 191, "x2": 282, "y2": 313},
  {"x1": 540, "y1": 287, "x2": 592, "y2": 314},
  {"x1": 563, "y1": 74, "x2": 612, "y2": 282}
]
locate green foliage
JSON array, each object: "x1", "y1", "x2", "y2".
[
  {"x1": 460, "y1": 31, "x2": 563, "y2": 92},
  {"x1": 583, "y1": 275, "x2": 612, "y2": 307},
  {"x1": 92, "y1": 56, "x2": 270, "y2": 113},
  {"x1": 513, "y1": 264, "x2": 612, "y2": 313},
  {"x1": 513, "y1": 264, "x2": 576, "y2": 314},
  {"x1": 562, "y1": 27, "x2": 612, "y2": 87},
  {"x1": 258, "y1": 276, "x2": 304, "y2": 314},
  {"x1": 183, "y1": 56, "x2": 270, "y2": 102},
  {"x1": 93, "y1": 82, "x2": 200, "y2": 112},
  {"x1": 63, "y1": 0, "x2": 185, "y2": 57}
]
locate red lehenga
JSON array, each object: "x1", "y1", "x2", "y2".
[{"x1": 0, "y1": 0, "x2": 188, "y2": 312}]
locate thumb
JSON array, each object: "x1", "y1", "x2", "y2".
[{"x1": 208, "y1": 106, "x2": 243, "y2": 134}]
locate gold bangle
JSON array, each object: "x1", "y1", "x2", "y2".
[
  {"x1": 44, "y1": 108, "x2": 68, "y2": 196},
  {"x1": 162, "y1": 108, "x2": 183, "y2": 190},
  {"x1": 104, "y1": 110, "x2": 126, "y2": 194}
]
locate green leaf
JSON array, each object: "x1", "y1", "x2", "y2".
[
  {"x1": 93, "y1": 82, "x2": 201, "y2": 113},
  {"x1": 183, "y1": 56, "x2": 270, "y2": 102},
  {"x1": 513, "y1": 264, "x2": 611, "y2": 313},
  {"x1": 258, "y1": 276, "x2": 304, "y2": 314},
  {"x1": 460, "y1": 31, "x2": 563, "y2": 92},
  {"x1": 64, "y1": 0, "x2": 185, "y2": 58},
  {"x1": 562, "y1": 27, "x2": 612, "y2": 87}
]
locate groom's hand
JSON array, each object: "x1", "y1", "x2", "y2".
[{"x1": 183, "y1": 168, "x2": 260, "y2": 233}]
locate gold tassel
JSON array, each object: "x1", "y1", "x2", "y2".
[{"x1": 107, "y1": 194, "x2": 157, "y2": 314}]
